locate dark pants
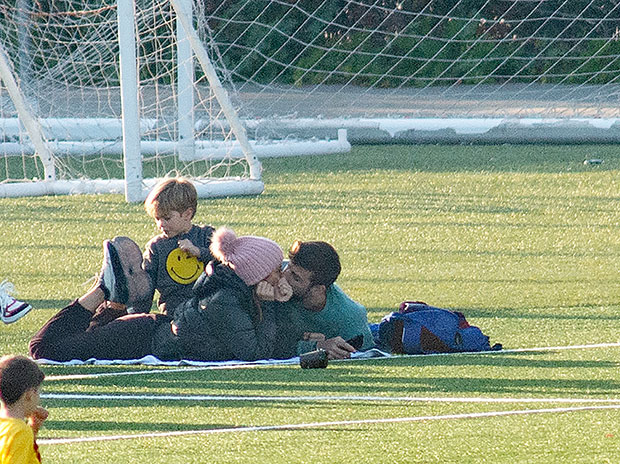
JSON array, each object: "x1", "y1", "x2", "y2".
[{"x1": 29, "y1": 300, "x2": 171, "y2": 361}]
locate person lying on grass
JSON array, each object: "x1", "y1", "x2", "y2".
[
  {"x1": 29, "y1": 227, "x2": 292, "y2": 362},
  {"x1": 275, "y1": 240, "x2": 375, "y2": 360}
]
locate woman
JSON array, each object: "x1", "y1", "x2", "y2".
[{"x1": 29, "y1": 228, "x2": 293, "y2": 362}]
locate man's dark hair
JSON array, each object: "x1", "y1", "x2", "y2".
[
  {"x1": 0, "y1": 356, "x2": 45, "y2": 406},
  {"x1": 288, "y1": 241, "x2": 341, "y2": 287}
]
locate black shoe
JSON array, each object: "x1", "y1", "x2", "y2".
[
  {"x1": 102, "y1": 236, "x2": 154, "y2": 312},
  {"x1": 97, "y1": 239, "x2": 129, "y2": 304}
]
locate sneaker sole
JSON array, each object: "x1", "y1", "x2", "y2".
[
  {"x1": 1, "y1": 302, "x2": 33, "y2": 324},
  {"x1": 105, "y1": 240, "x2": 129, "y2": 304},
  {"x1": 101, "y1": 240, "x2": 115, "y2": 300},
  {"x1": 108, "y1": 236, "x2": 153, "y2": 311}
]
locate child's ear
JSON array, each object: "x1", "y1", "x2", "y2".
[
  {"x1": 181, "y1": 208, "x2": 194, "y2": 220},
  {"x1": 23, "y1": 388, "x2": 37, "y2": 405}
]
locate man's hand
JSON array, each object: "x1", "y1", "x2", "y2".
[
  {"x1": 316, "y1": 336, "x2": 356, "y2": 359},
  {"x1": 28, "y1": 406, "x2": 49, "y2": 436},
  {"x1": 178, "y1": 239, "x2": 200, "y2": 257},
  {"x1": 302, "y1": 332, "x2": 325, "y2": 342},
  {"x1": 274, "y1": 277, "x2": 293, "y2": 302}
]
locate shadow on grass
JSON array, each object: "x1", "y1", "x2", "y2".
[
  {"x1": 451, "y1": 305, "x2": 620, "y2": 320},
  {"x1": 262, "y1": 144, "x2": 620, "y2": 175},
  {"x1": 43, "y1": 419, "x2": 229, "y2": 433}
]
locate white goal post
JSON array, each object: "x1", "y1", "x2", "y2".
[{"x1": 1, "y1": 1, "x2": 620, "y2": 200}]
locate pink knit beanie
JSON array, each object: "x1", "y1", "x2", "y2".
[{"x1": 210, "y1": 227, "x2": 283, "y2": 286}]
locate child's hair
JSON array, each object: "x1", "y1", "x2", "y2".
[
  {"x1": 288, "y1": 240, "x2": 341, "y2": 287},
  {"x1": 0, "y1": 356, "x2": 45, "y2": 406},
  {"x1": 144, "y1": 177, "x2": 198, "y2": 219}
]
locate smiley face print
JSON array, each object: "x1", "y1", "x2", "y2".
[{"x1": 166, "y1": 248, "x2": 205, "y2": 284}]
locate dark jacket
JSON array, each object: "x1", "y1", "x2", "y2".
[{"x1": 151, "y1": 263, "x2": 278, "y2": 361}]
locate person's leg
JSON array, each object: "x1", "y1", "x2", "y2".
[
  {"x1": 90, "y1": 236, "x2": 153, "y2": 312},
  {"x1": 77, "y1": 313, "x2": 164, "y2": 360},
  {"x1": 78, "y1": 284, "x2": 106, "y2": 311},
  {"x1": 29, "y1": 298, "x2": 165, "y2": 361},
  {"x1": 28, "y1": 300, "x2": 94, "y2": 361},
  {"x1": 87, "y1": 301, "x2": 128, "y2": 331},
  {"x1": 99, "y1": 236, "x2": 153, "y2": 313}
]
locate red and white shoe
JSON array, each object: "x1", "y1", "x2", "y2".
[{"x1": 0, "y1": 280, "x2": 33, "y2": 324}]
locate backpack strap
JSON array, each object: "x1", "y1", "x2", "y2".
[
  {"x1": 454, "y1": 311, "x2": 471, "y2": 329},
  {"x1": 399, "y1": 301, "x2": 429, "y2": 313},
  {"x1": 390, "y1": 319, "x2": 405, "y2": 354}
]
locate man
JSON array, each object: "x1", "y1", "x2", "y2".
[{"x1": 279, "y1": 240, "x2": 374, "y2": 359}]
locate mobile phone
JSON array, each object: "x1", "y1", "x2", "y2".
[{"x1": 346, "y1": 334, "x2": 364, "y2": 350}]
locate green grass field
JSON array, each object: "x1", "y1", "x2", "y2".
[{"x1": 1, "y1": 144, "x2": 620, "y2": 463}]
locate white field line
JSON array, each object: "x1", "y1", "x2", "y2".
[
  {"x1": 43, "y1": 341, "x2": 620, "y2": 381},
  {"x1": 44, "y1": 364, "x2": 254, "y2": 381},
  {"x1": 41, "y1": 392, "x2": 620, "y2": 405},
  {"x1": 38, "y1": 404, "x2": 620, "y2": 446}
]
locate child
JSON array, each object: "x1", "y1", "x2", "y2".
[
  {"x1": 0, "y1": 280, "x2": 33, "y2": 324},
  {"x1": 0, "y1": 355, "x2": 48, "y2": 463},
  {"x1": 57, "y1": 177, "x2": 214, "y2": 330},
  {"x1": 141, "y1": 177, "x2": 215, "y2": 315}
]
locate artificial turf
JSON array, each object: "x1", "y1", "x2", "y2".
[{"x1": 1, "y1": 143, "x2": 620, "y2": 462}]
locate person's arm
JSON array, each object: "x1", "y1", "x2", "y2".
[
  {"x1": 179, "y1": 225, "x2": 214, "y2": 262},
  {"x1": 196, "y1": 225, "x2": 215, "y2": 263},
  {"x1": 316, "y1": 337, "x2": 356, "y2": 359},
  {"x1": 328, "y1": 285, "x2": 375, "y2": 351}
]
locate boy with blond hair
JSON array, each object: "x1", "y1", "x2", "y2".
[
  {"x1": 1, "y1": 178, "x2": 212, "y2": 324},
  {"x1": 141, "y1": 177, "x2": 214, "y2": 315},
  {"x1": 0, "y1": 355, "x2": 48, "y2": 463}
]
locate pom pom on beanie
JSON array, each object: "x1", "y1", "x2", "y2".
[{"x1": 210, "y1": 227, "x2": 283, "y2": 286}]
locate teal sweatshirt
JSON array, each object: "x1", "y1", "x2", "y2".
[{"x1": 285, "y1": 284, "x2": 374, "y2": 355}]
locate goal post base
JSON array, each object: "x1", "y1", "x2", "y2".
[
  {"x1": 247, "y1": 118, "x2": 620, "y2": 145},
  {"x1": 0, "y1": 178, "x2": 264, "y2": 200}
]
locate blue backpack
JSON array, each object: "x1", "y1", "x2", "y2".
[{"x1": 376, "y1": 301, "x2": 501, "y2": 354}]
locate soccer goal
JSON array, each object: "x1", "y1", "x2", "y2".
[
  {"x1": 2, "y1": 1, "x2": 620, "y2": 201},
  {"x1": 0, "y1": 0, "x2": 350, "y2": 201}
]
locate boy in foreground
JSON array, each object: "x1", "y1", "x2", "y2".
[{"x1": 0, "y1": 355, "x2": 48, "y2": 463}]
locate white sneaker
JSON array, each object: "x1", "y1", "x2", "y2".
[{"x1": 0, "y1": 280, "x2": 33, "y2": 324}]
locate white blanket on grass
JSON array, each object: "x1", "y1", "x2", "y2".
[{"x1": 35, "y1": 348, "x2": 391, "y2": 367}]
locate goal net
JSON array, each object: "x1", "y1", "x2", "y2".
[
  {"x1": 1, "y1": 1, "x2": 619, "y2": 200},
  {"x1": 202, "y1": 0, "x2": 620, "y2": 144}
]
